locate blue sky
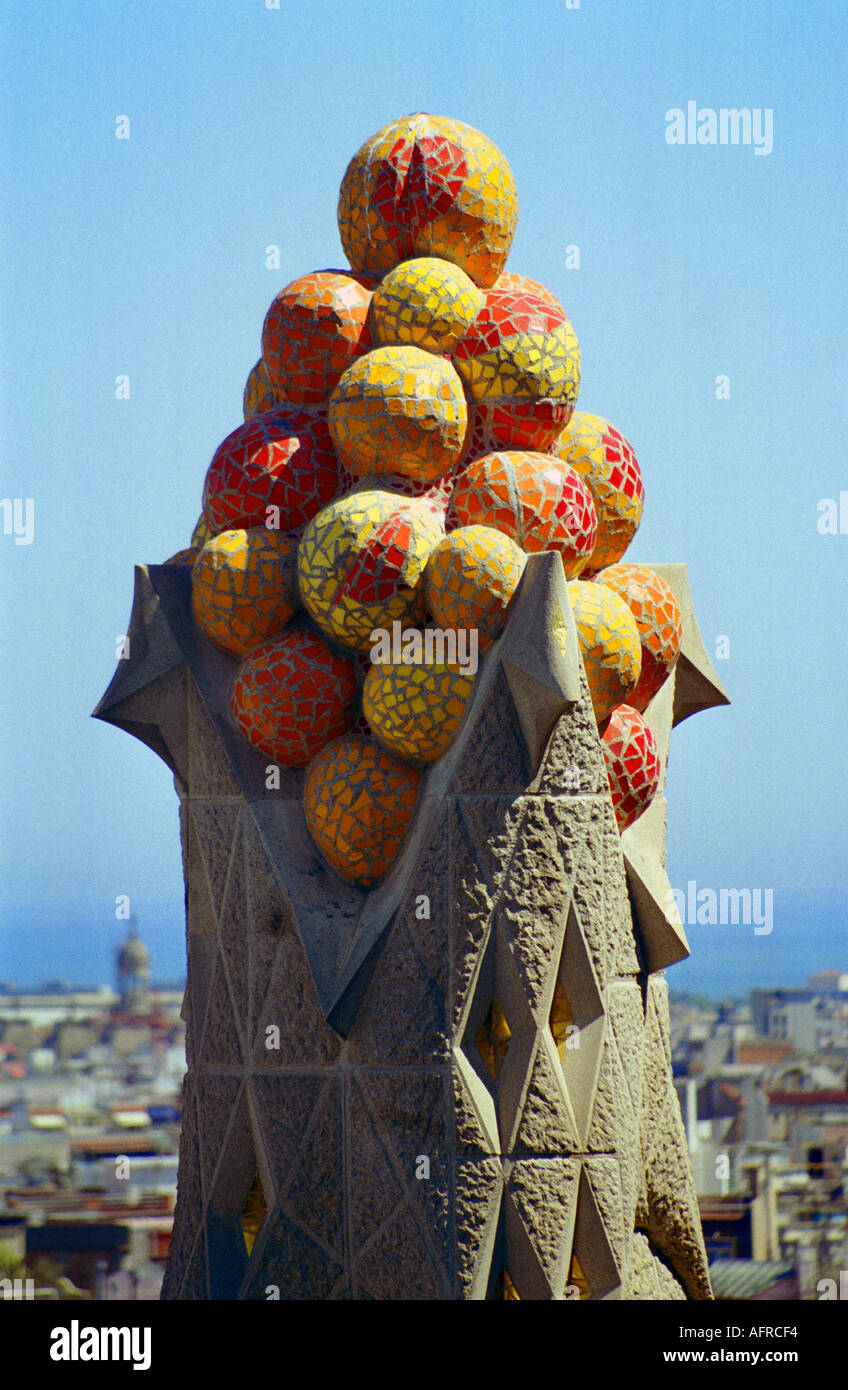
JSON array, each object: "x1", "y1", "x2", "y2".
[{"x1": 1, "y1": 0, "x2": 845, "y2": 997}]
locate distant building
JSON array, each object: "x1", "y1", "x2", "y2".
[
  {"x1": 116, "y1": 927, "x2": 151, "y2": 1015},
  {"x1": 808, "y1": 970, "x2": 848, "y2": 994},
  {"x1": 751, "y1": 990, "x2": 817, "y2": 1052}
]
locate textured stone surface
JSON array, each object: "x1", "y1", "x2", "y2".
[{"x1": 95, "y1": 558, "x2": 717, "y2": 1301}]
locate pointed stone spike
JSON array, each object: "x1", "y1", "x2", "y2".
[
  {"x1": 647, "y1": 563, "x2": 730, "y2": 726},
  {"x1": 622, "y1": 837, "x2": 691, "y2": 973},
  {"x1": 498, "y1": 551, "x2": 581, "y2": 769}
]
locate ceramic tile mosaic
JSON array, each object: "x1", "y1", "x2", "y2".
[
  {"x1": 261, "y1": 269, "x2": 375, "y2": 406},
  {"x1": 328, "y1": 344, "x2": 467, "y2": 485},
  {"x1": 303, "y1": 733, "x2": 421, "y2": 886},
  {"x1": 493, "y1": 271, "x2": 565, "y2": 315},
  {"x1": 231, "y1": 629, "x2": 357, "y2": 767},
  {"x1": 555, "y1": 413, "x2": 644, "y2": 573},
  {"x1": 452, "y1": 285, "x2": 581, "y2": 452},
  {"x1": 202, "y1": 406, "x2": 344, "y2": 535},
  {"x1": 337, "y1": 113, "x2": 517, "y2": 288},
  {"x1": 596, "y1": 563, "x2": 683, "y2": 712},
  {"x1": 191, "y1": 528, "x2": 299, "y2": 658},
  {"x1": 446, "y1": 449, "x2": 597, "y2": 576},
  {"x1": 601, "y1": 703, "x2": 661, "y2": 832},
  {"x1": 243, "y1": 358, "x2": 280, "y2": 420},
  {"x1": 363, "y1": 660, "x2": 476, "y2": 763},
  {"x1": 567, "y1": 580, "x2": 642, "y2": 724},
  {"x1": 297, "y1": 489, "x2": 442, "y2": 650},
  {"x1": 424, "y1": 524, "x2": 525, "y2": 649},
  {"x1": 372, "y1": 256, "x2": 484, "y2": 354}
]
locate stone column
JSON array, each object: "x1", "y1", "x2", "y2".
[{"x1": 94, "y1": 551, "x2": 727, "y2": 1300}]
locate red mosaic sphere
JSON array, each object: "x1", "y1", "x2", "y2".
[
  {"x1": 261, "y1": 269, "x2": 375, "y2": 406},
  {"x1": 446, "y1": 450, "x2": 597, "y2": 576},
  {"x1": 492, "y1": 271, "x2": 565, "y2": 316},
  {"x1": 452, "y1": 286, "x2": 581, "y2": 452},
  {"x1": 601, "y1": 703, "x2": 661, "y2": 833},
  {"x1": 202, "y1": 407, "x2": 344, "y2": 536},
  {"x1": 231, "y1": 629, "x2": 358, "y2": 768},
  {"x1": 595, "y1": 563, "x2": 683, "y2": 712}
]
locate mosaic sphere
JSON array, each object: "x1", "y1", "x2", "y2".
[
  {"x1": 261, "y1": 269, "x2": 374, "y2": 406},
  {"x1": 452, "y1": 286, "x2": 581, "y2": 452},
  {"x1": 231, "y1": 630, "x2": 357, "y2": 767},
  {"x1": 304, "y1": 734, "x2": 421, "y2": 887},
  {"x1": 243, "y1": 358, "x2": 279, "y2": 420},
  {"x1": 297, "y1": 490, "x2": 442, "y2": 651},
  {"x1": 567, "y1": 580, "x2": 642, "y2": 724},
  {"x1": 424, "y1": 525, "x2": 525, "y2": 649},
  {"x1": 202, "y1": 407, "x2": 344, "y2": 535},
  {"x1": 462, "y1": 399, "x2": 572, "y2": 457},
  {"x1": 554, "y1": 413, "x2": 644, "y2": 573},
  {"x1": 595, "y1": 563, "x2": 683, "y2": 712},
  {"x1": 328, "y1": 345, "x2": 467, "y2": 485},
  {"x1": 191, "y1": 529, "x2": 299, "y2": 658},
  {"x1": 602, "y1": 703, "x2": 661, "y2": 833},
  {"x1": 371, "y1": 256, "x2": 485, "y2": 354},
  {"x1": 363, "y1": 660, "x2": 476, "y2": 763},
  {"x1": 447, "y1": 450, "x2": 597, "y2": 576},
  {"x1": 337, "y1": 113, "x2": 518, "y2": 288},
  {"x1": 492, "y1": 272, "x2": 565, "y2": 316}
]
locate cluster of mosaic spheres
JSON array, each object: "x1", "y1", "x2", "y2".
[{"x1": 165, "y1": 112, "x2": 685, "y2": 886}]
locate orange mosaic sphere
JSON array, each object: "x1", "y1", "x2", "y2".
[
  {"x1": 163, "y1": 546, "x2": 198, "y2": 566},
  {"x1": 447, "y1": 450, "x2": 597, "y2": 577},
  {"x1": 304, "y1": 734, "x2": 421, "y2": 887},
  {"x1": 243, "y1": 358, "x2": 280, "y2": 420},
  {"x1": 261, "y1": 269, "x2": 374, "y2": 406},
  {"x1": 424, "y1": 525, "x2": 525, "y2": 649},
  {"x1": 595, "y1": 563, "x2": 683, "y2": 712},
  {"x1": 337, "y1": 113, "x2": 518, "y2": 288},
  {"x1": 568, "y1": 580, "x2": 642, "y2": 724},
  {"x1": 602, "y1": 704, "x2": 662, "y2": 833},
  {"x1": 191, "y1": 529, "x2": 299, "y2": 658},
  {"x1": 328, "y1": 345, "x2": 467, "y2": 485},
  {"x1": 555, "y1": 413, "x2": 644, "y2": 573},
  {"x1": 231, "y1": 629, "x2": 358, "y2": 767}
]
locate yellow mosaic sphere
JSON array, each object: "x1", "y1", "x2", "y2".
[
  {"x1": 567, "y1": 580, "x2": 642, "y2": 724},
  {"x1": 304, "y1": 734, "x2": 421, "y2": 887},
  {"x1": 372, "y1": 257, "x2": 485, "y2": 354},
  {"x1": 297, "y1": 490, "x2": 442, "y2": 651},
  {"x1": 328, "y1": 345, "x2": 467, "y2": 485},
  {"x1": 243, "y1": 358, "x2": 279, "y2": 420},
  {"x1": 363, "y1": 660, "x2": 476, "y2": 763},
  {"x1": 555, "y1": 413, "x2": 645, "y2": 573},
  {"x1": 338, "y1": 113, "x2": 518, "y2": 288},
  {"x1": 424, "y1": 525, "x2": 525, "y2": 650},
  {"x1": 191, "y1": 529, "x2": 299, "y2": 657}
]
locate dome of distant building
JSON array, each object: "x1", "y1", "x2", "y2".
[{"x1": 118, "y1": 932, "x2": 150, "y2": 973}]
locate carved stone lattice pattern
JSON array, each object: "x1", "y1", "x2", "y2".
[{"x1": 94, "y1": 552, "x2": 727, "y2": 1299}]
